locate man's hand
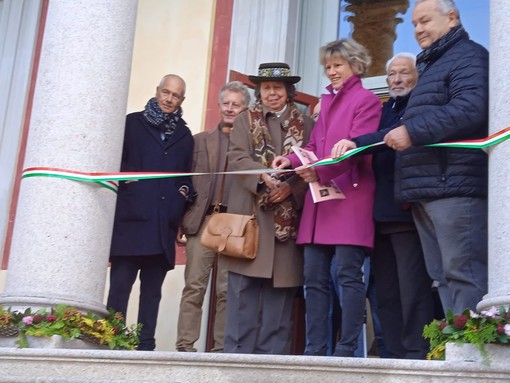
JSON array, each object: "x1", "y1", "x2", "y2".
[
  {"x1": 331, "y1": 139, "x2": 357, "y2": 159},
  {"x1": 176, "y1": 227, "x2": 187, "y2": 246},
  {"x1": 384, "y1": 125, "x2": 412, "y2": 151}
]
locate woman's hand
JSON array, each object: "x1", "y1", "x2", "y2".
[
  {"x1": 331, "y1": 139, "x2": 357, "y2": 159},
  {"x1": 272, "y1": 156, "x2": 291, "y2": 169},
  {"x1": 269, "y1": 181, "x2": 291, "y2": 204},
  {"x1": 295, "y1": 165, "x2": 318, "y2": 183}
]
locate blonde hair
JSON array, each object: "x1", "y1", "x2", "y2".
[{"x1": 319, "y1": 39, "x2": 372, "y2": 76}]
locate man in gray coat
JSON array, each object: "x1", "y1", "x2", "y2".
[{"x1": 176, "y1": 81, "x2": 250, "y2": 352}]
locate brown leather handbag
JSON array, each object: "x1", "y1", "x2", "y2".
[
  {"x1": 200, "y1": 158, "x2": 259, "y2": 260},
  {"x1": 201, "y1": 210, "x2": 259, "y2": 259}
]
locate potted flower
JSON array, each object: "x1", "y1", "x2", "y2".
[
  {"x1": 423, "y1": 305, "x2": 510, "y2": 363},
  {"x1": 0, "y1": 304, "x2": 140, "y2": 350}
]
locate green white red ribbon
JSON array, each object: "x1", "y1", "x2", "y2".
[
  {"x1": 21, "y1": 127, "x2": 510, "y2": 193},
  {"x1": 313, "y1": 126, "x2": 510, "y2": 167},
  {"x1": 21, "y1": 167, "x2": 290, "y2": 193}
]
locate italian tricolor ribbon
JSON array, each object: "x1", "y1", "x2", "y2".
[
  {"x1": 313, "y1": 126, "x2": 510, "y2": 167},
  {"x1": 21, "y1": 127, "x2": 510, "y2": 193},
  {"x1": 21, "y1": 167, "x2": 291, "y2": 193}
]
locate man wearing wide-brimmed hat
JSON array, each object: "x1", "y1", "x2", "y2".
[{"x1": 222, "y1": 62, "x2": 314, "y2": 354}]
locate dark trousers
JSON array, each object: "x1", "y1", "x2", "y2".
[
  {"x1": 372, "y1": 224, "x2": 435, "y2": 359},
  {"x1": 107, "y1": 255, "x2": 169, "y2": 351},
  {"x1": 224, "y1": 272, "x2": 297, "y2": 354},
  {"x1": 304, "y1": 244, "x2": 366, "y2": 357}
]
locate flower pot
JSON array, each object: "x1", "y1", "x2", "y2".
[
  {"x1": 446, "y1": 342, "x2": 510, "y2": 365},
  {"x1": 0, "y1": 335, "x2": 107, "y2": 349}
]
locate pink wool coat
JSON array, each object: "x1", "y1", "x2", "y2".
[{"x1": 287, "y1": 75, "x2": 381, "y2": 248}]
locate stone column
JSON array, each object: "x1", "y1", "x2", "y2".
[
  {"x1": 478, "y1": 0, "x2": 510, "y2": 311},
  {"x1": 345, "y1": 0, "x2": 409, "y2": 77},
  {"x1": 0, "y1": 0, "x2": 138, "y2": 315}
]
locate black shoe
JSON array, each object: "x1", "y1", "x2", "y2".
[{"x1": 332, "y1": 348, "x2": 354, "y2": 357}]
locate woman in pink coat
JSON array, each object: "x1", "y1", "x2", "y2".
[{"x1": 273, "y1": 39, "x2": 381, "y2": 357}]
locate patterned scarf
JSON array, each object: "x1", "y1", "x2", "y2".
[
  {"x1": 143, "y1": 97, "x2": 182, "y2": 140},
  {"x1": 249, "y1": 102, "x2": 305, "y2": 242},
  {"x1": 416, "y1": 25, "x2": 466, "y2": 75}
]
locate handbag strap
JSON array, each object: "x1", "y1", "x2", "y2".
[{"x1": 213, "y1": 158, "x2": 229, "y2": 213}]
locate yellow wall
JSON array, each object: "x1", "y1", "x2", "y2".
[{"x1": 127, "y1": 0, "x2": 216, "y2": 135}]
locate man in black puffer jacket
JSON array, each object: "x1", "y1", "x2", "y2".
[{"x1": 384, "y1": 0, "x2": 488, "y2": 315}]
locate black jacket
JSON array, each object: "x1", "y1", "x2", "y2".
[
  {"x1": 396, "y1": 27, "x2": 489, "y2": 202},
  {"x1": 354, "y1": 95, "x2": 413, "y2": 223},
  {"x1": 110, "y1": 111, "x2": 194, "y2": 269}
]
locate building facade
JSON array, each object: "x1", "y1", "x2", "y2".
[{"x1": 0, "y1": 0, "x2": 507, "y2": 352}]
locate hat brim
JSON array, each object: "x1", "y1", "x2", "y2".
[{"x1": 248, "y1": 75, "x2": 301, "y2": 84}]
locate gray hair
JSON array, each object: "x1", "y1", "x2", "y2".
[
  {"x1": 159, "y1": 74, "x2": 186, "y2": 96},
  {"x1": 253, "y1": 82, "x2": 297, "y2": 103},
  {"x1": 385, "y1": 53, "x2": 416, "y2": 73},
  {"x1": 415, "y1": 0, "x2": 460, "y2": 18},
  {"x1": 319, "y1": 39, "x2": 372, "y2": 76},
  {"x1": 219, "y1": 81, "x2": 251, "y2": 107}
]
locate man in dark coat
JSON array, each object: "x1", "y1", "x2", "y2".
[
  {"x1": 384, "y1": 0, "x2": 488, "y2": 314},
  {"x1": 107, "y1": 74, "x2": 194, "y2": 351}
]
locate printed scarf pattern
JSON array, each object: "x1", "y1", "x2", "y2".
[
  {"x1": 249, "y1": 102, "x2": 305, "y2": 241},
  {"x1": 143, "y1": 97, "x2": 183, "y2": 140}
]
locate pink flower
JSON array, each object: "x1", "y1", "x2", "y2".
[
  {"x1": 505, "y1": 324, "x2": 510, "y2": 336},
  {"x1": 469, "y1": 310, "x2": 480, "y2": 318},
  {"x1": 22, "y1": 316, "x2": 33, "y2": 325},
  {"x1": 481, "y1": 306, "x2": 499, "y2": 318},
  {"x1": 46, "y1": 315, "x2": 57, "y2": 322},
  {"x1": 497, "y1": 323, "x2": 505, "y2": 334}
]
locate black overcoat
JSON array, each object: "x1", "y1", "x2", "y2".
[{"x1": 110, "y1": 111, "x2": 193, "y2": 269}]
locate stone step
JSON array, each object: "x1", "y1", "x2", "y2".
[{"x1": 1, "y1": 348, "x2": 510, "y2": 383}]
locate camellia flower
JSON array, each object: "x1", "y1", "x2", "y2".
[
  {"x1": 453, "y1": 314, "x2": 468, "y2": 329},
  {"x1": 424, "y1": 305, "x2": 510, "y2": 362},
  {"x1": 22, "y1": 316, "x2": 33, "y2": 325},
  {"x1": 469, "y1": 310, "x2": 480, "y2": 318},
  {"x1": 0, "y1": 305, "x2": 140, "y2": 350},
  {"x1": 481, "y1": 306, "x2": 499, "y2": 318}
]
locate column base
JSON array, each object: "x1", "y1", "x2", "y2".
[
  {"x1": 477, "y1": 294, "x2": 510, "y2": 312},
  {"x1": 0, "y1": 294, "x2": 108, "y2": 316}
]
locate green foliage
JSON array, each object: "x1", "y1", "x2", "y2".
[
  {"x1": 423, "y1": 306, "x2": 510, "y2": 362},
  {"x1": 0, "y1": 304, "x2": 140, "y2": 350}
]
